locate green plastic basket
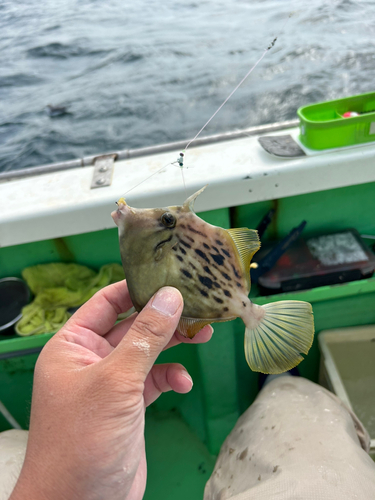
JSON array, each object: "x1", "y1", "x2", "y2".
[{"x1": 297, "y1": 91, "x2": 375, "y2": 150}]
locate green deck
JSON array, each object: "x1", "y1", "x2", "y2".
[{"x1": 1, "y1": 181, "x2": 375, "y2": 498}]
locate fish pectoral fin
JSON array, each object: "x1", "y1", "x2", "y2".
[
  {"x1": 227, "y1": 228, "x2": 260, "y2": 287},
  {"x1": 178, "y1": 317, "x2": 212, "y2": 339},
  {"x1": 244, "y1": 301, "x2": 314, "y2": 374}
]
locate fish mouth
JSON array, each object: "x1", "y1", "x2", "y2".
[{"x1": 111, "y1": 198, "x2": 136, "y2": 226}]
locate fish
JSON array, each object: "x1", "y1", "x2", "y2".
[{"x1": 111, "y1": 186, "x2": 314, "y2": 374}]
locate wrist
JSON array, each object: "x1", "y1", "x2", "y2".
[
  {"x1": 9, "y1": 458, "x2": 79, "y2": 500},
  {"x1": 10, "y1": 446, "x2": 138, "y2": 500}
]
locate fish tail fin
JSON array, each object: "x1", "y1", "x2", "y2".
[{"x1": 244, "y1": 301, "x2": 314, "y2": 374}]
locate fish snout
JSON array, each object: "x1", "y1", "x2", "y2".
[{"x1": 111, "y1": 198, "x2": 135, "y2": 226}]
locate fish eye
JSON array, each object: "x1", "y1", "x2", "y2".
[{"x1": 161, "y1": 212, "x2": 176, "y2": 228}]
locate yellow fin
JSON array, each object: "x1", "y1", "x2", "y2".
[
  {"x1": 178, "y1": 317, "x2": 212, "y2": 339},
  {"x1": 178, "y1": 315, "x2": 235, "y2": 339},
  {"x1": 227, "y1": 228, "x2": 260, "y2": 288},
  {"x1": 244, "y1": 301, "x2": 314, "y2": 374}
]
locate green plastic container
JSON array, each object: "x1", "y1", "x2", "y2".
[
  {"x1": 319, "y1": 325, "x2": 375, "y2": 459},
  {"x1": 298, "y1": 91, "x2": 375, "y2": 150}
]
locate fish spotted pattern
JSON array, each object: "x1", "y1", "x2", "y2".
[{"x1": 112, "y1": 186, "x2": 314, "y2": 374}]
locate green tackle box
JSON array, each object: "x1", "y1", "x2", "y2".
[{"x1": 297, "y1": 91, "x2": 375, "y2": 150}]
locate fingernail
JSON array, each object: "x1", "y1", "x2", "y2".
[
  {"x1": 181, "y1": 370, "x2": 193, "y2": 386},
  {"x1": 151, "y1": 287, "x2": 181, "y2": 316},
  {"x1": 207, "y1": 325, "x2": 214, "y2": 335}
]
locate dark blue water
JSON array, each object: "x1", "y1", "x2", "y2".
[{"x1": 1, "y1": 0, "x2": 375, "y2": 172}]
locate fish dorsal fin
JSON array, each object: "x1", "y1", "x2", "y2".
[
  {"x1": 226, "y1": 228, "x2": 260, "y2": 288},
  {"x1": 178, "y1": 317, "x2": 212, "y2": 339},
  {"x1": 183, "y1": 185, "x2": 208, "y2": 212}
]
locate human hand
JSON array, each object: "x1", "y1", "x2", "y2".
[{"x1": 10, "y1": 282, "x2": 213, "y2": 500}]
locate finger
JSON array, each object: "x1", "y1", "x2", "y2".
[
  {"x1": 144, "y1": 363, "x2": 193, "y2": 407},
  {"x1": 107, "y1": 287, "x2": 183, "y2": 381},
  {"x1": 104, "y1": 317, "x2": 213, "y2": 349},
  {"x1": 104, "y1": 313, "x2": 138, "y2": 347},
  {"x1": 163, "y1": 325, "x2": 214, "y2": 350},
  {"x1": 66, "y1": 280, "x2": 133, "y2": 336}
]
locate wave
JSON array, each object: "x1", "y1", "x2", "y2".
[
  {"x1": 66, "y1": 50, "x2": 144, "y2": 81},
  {"x1": 0, "y1": 73, "x2": 44, "y2": 88},
  {"x1": 27, "y1": 42, "x2": 111, "y2": 60}
]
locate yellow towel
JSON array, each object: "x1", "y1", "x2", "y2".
[{"x1": 15, "y1": 263, "x2": 125, "y2": 336}]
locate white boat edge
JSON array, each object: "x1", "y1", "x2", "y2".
[{"x1": 1, "y1": 120, "x2": 375, "y2": 248}]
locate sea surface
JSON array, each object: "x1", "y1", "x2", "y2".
[{"x1": 1, "y1": 0, "x2": 375, "y2": 172}]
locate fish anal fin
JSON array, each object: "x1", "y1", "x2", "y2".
[
  {"x1": 227, "y1": 228, "x2": 260, "y2": 287},
  {"x1": 244, "y1": 300, "x2": 314, "y2": 374},
  {"x1": 178, "y1": 315, "x2": 236, "y2": 339},
  {"x1": 178, "y1": 317, "x2": 212, "y2": 339}
]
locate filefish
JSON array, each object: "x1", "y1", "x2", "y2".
[{"x1": 112, "y1": 186, "x2": 314, "y2": 374}]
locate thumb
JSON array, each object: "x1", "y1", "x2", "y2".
[{"x1": 109, "y1": 287, "x2": 183, "y2": 381}]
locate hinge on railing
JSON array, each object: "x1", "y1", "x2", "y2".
[{"x1": 90, "y1": 154, "x2": 116, "y2": 189}]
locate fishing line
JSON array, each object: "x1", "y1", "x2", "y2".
[
  {"x1": 122, "y1": 13, "x2": 293, "y2": 200},
  {"x1": 184, "y1": 13, "x2": 292, "y2": 153},
  {"x1": 184, "y1": 47, "x2": 271, "y2": 152},
  {"x1": 122, "y1": 153, "x2": 190, "y2": 197},
  {"x1": 180, "y1": 164, "x2": 188, "y2": 198},
  {"x1": 122, "y1": 162, "x2": 173, "y2": 196}
]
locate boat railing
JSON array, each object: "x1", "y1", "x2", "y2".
[{"x1": 0, "y1": 119, "x2": 299, "y2": 182}]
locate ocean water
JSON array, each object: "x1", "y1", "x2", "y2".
[{"x1": 1, "y1": 0, "x2": 375, "y2": 172}]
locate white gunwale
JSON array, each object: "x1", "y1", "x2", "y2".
[{"x1": 1, "y1": 122, "x2": 375, "y2": 248}]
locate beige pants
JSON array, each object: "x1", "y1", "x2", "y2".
[
  {"x1": 0, "y1": 429, "x2": 27, "y2": 500},
  {"x1": 204, "y1": 377, "x2": 375, "y2": 500}
]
